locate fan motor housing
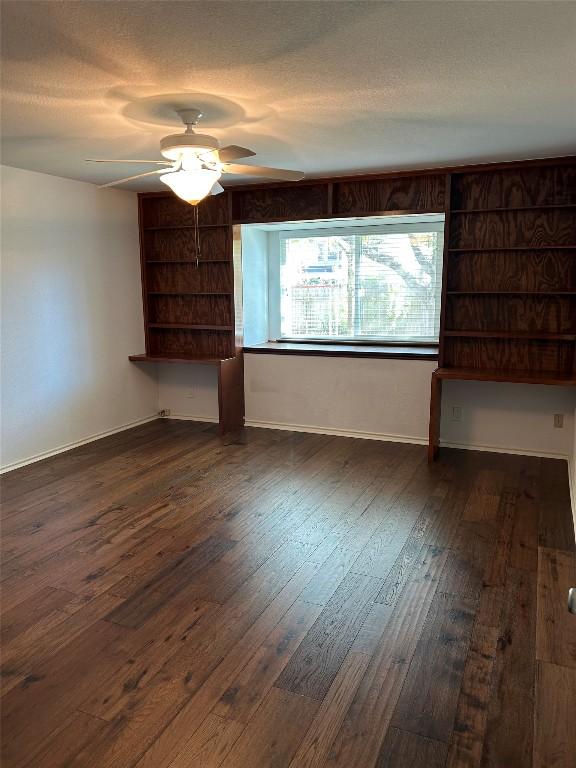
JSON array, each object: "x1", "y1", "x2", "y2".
[{"x1": 160, "y1": 132, "x2": 220, "y2": 160}]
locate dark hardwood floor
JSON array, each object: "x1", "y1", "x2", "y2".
[{"x1": 1, "y1": 420, "x2": 575, "y2": 768}]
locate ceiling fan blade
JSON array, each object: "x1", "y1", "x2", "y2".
[
  {"x1": 222, "y1": 163, "x2": 304, "y2": 181},
  {"x1": 217, "y1": 145, "x2": 256, "y2": 162},
  {"x1": 210, "y1": 181, "x2": 225, "y2": 196},
  {"x1": 86, "y1": 159, "x2": 172, "y2": 165},
  {"x1": 98, "y1": 168, "x2": 174, "y2": 188}
]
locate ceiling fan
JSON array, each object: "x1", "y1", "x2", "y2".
[{"x1": 86, "y1": 108, "x2": 304, "y2": 205}]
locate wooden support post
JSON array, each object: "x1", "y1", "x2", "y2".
[
  {"x1": 218, "y1": 353, "x2": 245, "y2": 436},
  {"x1": 428, "y1": 370, "x2": 442, "y2": 463}
]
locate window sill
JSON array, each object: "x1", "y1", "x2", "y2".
[{"x1": 243, "y1": 342, "x2": 439, "y2": 361}]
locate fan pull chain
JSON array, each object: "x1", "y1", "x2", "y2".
[{"x1": 193, "y1": 204, "x2": 201, "y2": 267}]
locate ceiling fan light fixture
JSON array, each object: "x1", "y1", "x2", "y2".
[
  {"x1": 180, "y1": 149, "x2": 220, "y2": 171},
  {"x1": 160, "y1": 168, "x2": 222, "y2": 205},
  {"x1": 88, "y1": 107, "x2": 304, "y2": 192},
  {"x1": 160, "y1": 132, "x2": 220, "y2": 161}
]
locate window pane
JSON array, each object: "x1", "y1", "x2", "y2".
[
  {"x1": 280, "y1": 235, "x2": 355, "y2": 337},
  {"x1": 279, "y1": 228, "x2": 442, "y2": 341}
]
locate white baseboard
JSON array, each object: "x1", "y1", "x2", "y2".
[
  {"x1": 165, "y1": 413, "x2": 219, "y2": 423},
  {"x1": 242, "y1": 418, "x2": 570, "y2": 461},
  {"x1": 0, "y1": 414, "x2": 159, "y2": 474},
  {"x1": 439, "y1": 440, "x2": 570, "y2": 461},
  {"x1": 243, "y1": 419, "x2": 428, "y2": 445}
]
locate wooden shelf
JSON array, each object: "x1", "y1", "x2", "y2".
[
  {"x1": 449, "y1": 246, "x2": 576, "y2": 252},
  {"x1": 144, "y1": 224, "x2": 230, "y2": 231},
  {"x1": 433, "y1": 367, "x2": 576, "y2": 386},
  {"x1": 145, "y1": 259, "x2": 230, "y2": 264},
  {"x1": 245, "y1": 342, "x2": 438, "y2": 360},
  {"x1": 148, "y1": 323, "x2": 233, "y2": 331},
  {"x1": 129, "y1": 354, "x2": 231, "y2": 365},
  {"x1": 451, "y1": 204, "x2": 576, "y2": 214},
  {"x1": 444, "y1": 330, "x2": 576, "y2": 341},
  {"x1": 231, "y1": 208, "x2": 443, "y2": 225},
  {"x1": 147, "y1": 291, "x2": 232, "y2": 296},
  {"x1": 447, "y1": 290, "x2": 576, "y2": 295}
]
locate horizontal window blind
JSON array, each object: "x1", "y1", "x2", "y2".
[{"x1": 279, "y1": 224, "x2": 443, "y2": 342}]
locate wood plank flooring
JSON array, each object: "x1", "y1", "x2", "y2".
[{"x1": 1, "y1": 419, "x2": 575, "y2": 768}]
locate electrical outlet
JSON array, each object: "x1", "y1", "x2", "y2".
[
  {"x1": 553, "y1": 413, "x2": 564, "y2": 429},
  {"x1": 451, "y1": 406, "x2": 462, "y2": 422},
  {"x1": 158, "y1": 409, "x2": 171, "y2": 418}
]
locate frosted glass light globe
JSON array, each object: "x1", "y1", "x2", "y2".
[{"x1": 160, "y1": 168, "x2": 222, "y2": 205}]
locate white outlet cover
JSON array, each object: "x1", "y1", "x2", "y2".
[{"x1": 451, "y1": 406, "x2": 462, "y2": 422}]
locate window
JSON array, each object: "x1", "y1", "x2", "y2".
[{"x1": 268, "y1": 215, "x2": 444, "y2": 344}]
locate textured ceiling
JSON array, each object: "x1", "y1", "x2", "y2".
[{"x1": 1, "y1": 0, "x2": 575, "y2": 191}]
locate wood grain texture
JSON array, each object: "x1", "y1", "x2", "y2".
[
  {"x1": 0, "y1": 424, "x2": 573, "y2": 768},
  {"x1": 218, "y1": 354, "x2": 245, "y2": 434},
  {"x1": 287, "y1": 652, "x2": 370, "y2": 768},
  {"x1": 389, "y1": 592, "x2": 477, "y2": 742},
  {"x1": 450, "y1": 209, "x2": 576, "y2": 249},
  {"x1": 144, "y1": 226, "x2": 230, "y2": 262},
  {"x1": 148, "y1": 327, "x2": 234, "y2": 358},
  {"x1": 146, "y1": 262, "x2": 232, "y2": 294},
  {"x1": 432, "y1": 366, "x2": 576, "y2": 386},
  {"x1": 538, "y1": 459, "x2": 576, "y2": 552},
  {"x1": 219, "y1": 687, "x2": 319, "y2": 767},
  {"x1": 447, "y1": 250, "x2": 576, "y2": 293},
  {"x1": 147, "y1": 294, "x2": 233, "y2": 327},
  {"x1": 533, "y1": 661, "x2": 576, "y2": 768},
  {"x1": 442, "y1": 337, "x2": 574, "y2": 374},
  {"x1": 213, "y1": 599, "x2": 322, "y2": 723},
  {"x1": 445, "y1": 623, "x2": 500, "y2": 768},
  {"x1": 323, "y1": 546, "x2": 450, "y2": 767},
  {"x1": 451, "y1": 165, "x2": 576, "y2": 209},
  {"x1": 334, "y1": 174, "x2": 445, "y2": 215},
  {"x1": 165, "y1": 714, "x2": 244, "y2": 768},
  {"x1": 232, "y1": 183, "x2": 329, "y2": 222},
  {"x1": 481, "y1": 566, "x2": 537, "y2": 768},
  {"x1": 375, "y1": 727, "x2": 448, "y2": 768},
  {"x1": 536, "y1": 547, "x2": 576, "y2": 669},
  {"x1": 275, "y1": 571, "x2": 383, "y2": 700},
  {"x1": 445, "y1": 294, "x2": 576, "y2": 335},
  {"x1": 141, "y1": 193, "x2": 230, "y2": 227}
]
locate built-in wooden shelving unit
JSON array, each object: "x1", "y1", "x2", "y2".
[
  {"x1": 129, "y1": 191, "x2": 244, "y2": 435},
  {"x1": 129, "y1": 156, "x2": 575, "y2": 442},
  {"x1": 138, "y1": 192, "x2": 237, "y2": 361},
  {"x1": 429, "y1": 158, "x2": 576, "y2": 460}
]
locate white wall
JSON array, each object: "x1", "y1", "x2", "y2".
[
  {"x1": 244, "y1": 354, "x2": 435, "y2": 442},
  {"x1": 156, "y1": 352, "x2": 575, "y2": 459},
  {"x1": 1, "y1": 165, "x2": 158, "y2": 470},
  {"x1": 441, "y1": 380, "x2": 575, "y2": 458},
  {"x1": 241, "y1": 226, "x2": 268, "y2": 347},
  {"x1": 241, "y1": 354, "x2": 576, "y2": 457},
  {"x1": 157, "y1": 363, "x2": 218, "y2": 422}
]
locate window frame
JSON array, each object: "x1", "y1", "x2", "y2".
[{"x1": 267, "y1": 215, "x2": 445, "y2": 345}]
